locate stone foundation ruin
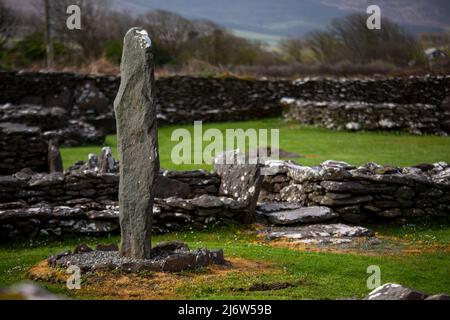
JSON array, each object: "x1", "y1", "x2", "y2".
[{"x1": 0, "y1": 56, "x2": 449, "y2": 269}]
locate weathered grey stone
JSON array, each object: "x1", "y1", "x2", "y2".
[
  {"x1": 316, "y1": 194, "x2": 373, "y2": 206},
  {"x1": 262, "y1": 206, "x2": 337, "y2": 225},
  {"x1": 71, "y1": 220, "x2": 119, "y2": 233},
  {"x1": 257, "y1": 202, "x2": 302, "y2": 213},
  {"x1": 74, "y1": 243, "x2": 93, "y2": 254},
  {"x1": 29, "y1": 173, "x2": 64, "y2": 187},
  {"x1": 48, "y1": 141, "x2": 63, "y2": 173},
  {"x1": 114, "y1": 28, "x2": 159, "y2": 259},
  {"x1": 266, "y1": 223, "x2": 373, "y2": 242},
  {"x1": 287, "y1": 165, "x2": 321, "y2": 183},
  {"x1": 320, "y1": 181, "x2": 396, "y2": 194},
  {"x1": 425, "y1": 294, "x2": 450, "y2": 300},
  {"x1": 364, "y1": 283, "x2": 428, "y2": 300},
  {"x1": 190, "y1": 195, "x2": 224, "y2": 208},
  {"x1": 155, "y1": 176, "x2": 191, "y2": 199},
  {"x1": 215, "y1": 150, "x2": 263, "y2": 223},
  {"x1": 98, "y1": 147, "x2": 115, "y2": 173},
  {"x1": 280, "y1": 184, "x2": 307, "y2": 203},
  {"x1": 151, "y1": 240, "x2": 189, "y2": 258}
]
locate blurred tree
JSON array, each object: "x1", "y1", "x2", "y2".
[
  {"x1": 280, "y1": 38, "x2": 303, "y2": 63},
  {"x1": 329, "y1": 14, "x2": 422, "y2": 66},
  {"x1": 50, "y1": 0, "x2": 113, "y2": 60},
  {"x1": 43, "y1": 0, "x2": 54, "y2": 68},
  {"x1": 305, "y1": 30, "x2": 344, "y2": 64},
  {"x1": 0, "y1": 0, "x2": 16, "y2": 51}
]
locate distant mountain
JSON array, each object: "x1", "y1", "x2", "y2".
[
  {"x1": 113, "y1": 0, "x2": 347, "y2": 38},
  {"x1": 6, "y1": 0, "x2": 449, "y2": 45}
]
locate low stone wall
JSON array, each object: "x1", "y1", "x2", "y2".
[
  {"x1": 282, "y1": 99, "x2": 450, "y2": 135},
  {"x1": 282, "y1": 76, "x2": 450, "y2": 135},
  {"x1": 0, "y1": 72, "x2": 291, "y2": 133},
  {"x1": 0, "y1": 103, "x2": 105, "y2": 146},
  {"x1": 3, "y1": 157, "x2": 450, "y2": 239},
  {"x1": 0, "y1": 123, "x2": 48, "y2": 175},
  {"x1": 0, "y1": 166, "x2": 232, "y2": 238},
  {"x1": 0, "y1": 167, "x2": 220, "y2": 205},
  {"x1": 291, "y1": 76, "x2": 450, "y2": 106},
  {"x1": 1, "y1": 72, "x2": 448, "y2": 134},
  {"x1": 260, "y1": 160, "x2": 450, "y2": 223}
]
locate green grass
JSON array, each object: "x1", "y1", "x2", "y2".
[
  {"x1": 0, "y1": 223, "x2": 449, "y2": 299},
  {"x1": 61, "y1": 118, "x2": 450, "y2": 170}
]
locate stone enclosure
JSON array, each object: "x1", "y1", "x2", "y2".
[
  {"x1": 0, "y1": 71, "x2": 449, "y2": 241},
  {"x1": 1, "y1": 72, "x2": 448, "y2": 135},
  {"x1": 1, "y1": 151, "x2": 449, "y2": 239}
]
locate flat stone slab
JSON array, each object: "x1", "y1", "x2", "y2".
[
  {"x1": 257, "y1": 202, "x2": 303, "y2": 213},
  {"x1": 364, "y1": 283, "x2": 449, "y2": 300},
  {"x1": 261, "y1": 206, "x2": 337, "y2": 225},
  {"x1": 265, "y1": 223, "x2": 374, "y2": 244},
  {"x1": 47, "y1": 241, "x2": 225, "y2": 273}
]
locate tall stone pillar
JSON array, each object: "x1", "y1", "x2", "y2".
[{"x1": 114, "y1": 28, "x2": 159, "y2": 259}]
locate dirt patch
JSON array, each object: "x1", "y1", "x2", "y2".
[
  {"x1": 27, "y1": 258, "x2": 277, "y2": 300},
  {"x1": 247, "y1": 280, "x2": 304, "y2": 291}
]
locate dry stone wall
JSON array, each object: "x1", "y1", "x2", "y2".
[
  {"x1": 2, "y1": 72, "x2": 448, "y2": 134},
  {"x1": 282, "y1": 76, "x2": 450, "y2": 135},
  {"x1": 290, "y1": 76, "x2": 450, "y2": 105},
  {"x1": 0, "y1": 166, "x2": 230, "y2": 239},
  {"x1": 0, "y1": 103, "x2": 105, "y2": 146},
  {"x1": 0, "y1": 72, "x2": 290, "y2": 133},
  {"x1": 260, "y1": 160, "x2": 450, "y2": 224},
  {"x1": 0, "y1": 123, "x2": 48, "y2": 175},
  {"x1": 2, "y1": 157, "x2": 450, "y2": 239},
  {"x1": 282, "y1": 100, "x2": 450, "y2": 135}
]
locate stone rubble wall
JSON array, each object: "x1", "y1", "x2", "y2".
[
  {"x1": 290, "y1": 76, "x2": 450, "y2": 106},
  {"x1": 1, "y1": 72, "x2": 448, "y2": 134},
  {"x1": 260, "y1": 160, "x2": 450, "y2": 224},
  {"x1": 0, "y1": 72, "x2": 290, "y2": 133},
  {"x1": 0, "y1": 167, "x2": 234, "y2": 239},
  {"x1": 282, "y1": 76, "x2": 450, "y2": 135},
  {"x1": 0, "y1": 103, "x2": 105, "y2": 146},
  {"x1": 0, "y1": 123, "x2": 48, "y2": 175},
  {"x1": 282, "y1": 100, "x2": 450, "y2": 135}
]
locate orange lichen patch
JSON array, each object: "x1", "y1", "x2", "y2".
[
  {"x1": 27, "y1": 261, "x2": 69, "y2": 283},
  {"x1": 26, "y1": 258, "x2": 277, "y2": 300}
]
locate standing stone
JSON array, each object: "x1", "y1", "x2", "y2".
[
  {"x1": 114, "y1": 28, "x2": 159, "y2": 259},
  {"x1": 98, "y1": 147, "x2": 115, "y2": 173},
  {"x1": 48, "y1": 140, "x2": 63, "y2": 173}
]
